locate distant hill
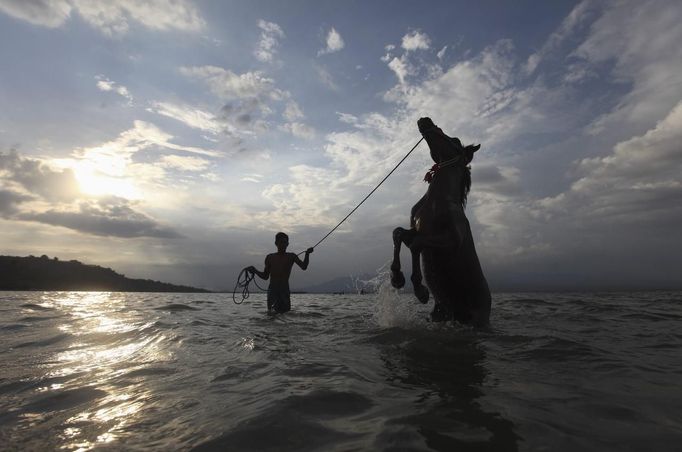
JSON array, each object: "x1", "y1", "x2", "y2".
[{"x1": 0, "y1": 255, "x2": 210, "y2": 292}]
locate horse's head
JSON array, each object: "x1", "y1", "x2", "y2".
[
  {"x1": 418, "y1": 117, "x2": 481, "y2": 165},
  {"x1": 418, "y1": 117, "x2": 481, "y2": 207},
  {"x1": 417, "y1": 117, "x2": 437, "y2": 134}
]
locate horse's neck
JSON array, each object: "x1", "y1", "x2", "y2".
[{"x1": 428, "y1": 167, "x2": 463, "y2": 204}]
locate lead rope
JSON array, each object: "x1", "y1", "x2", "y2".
[{"x1": 233, "y1": 136, "x2": 425, "y2": 304}]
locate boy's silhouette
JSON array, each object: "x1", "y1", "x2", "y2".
[{"x1": 247, "y1": 232, "x2": 313, "y2": 313}]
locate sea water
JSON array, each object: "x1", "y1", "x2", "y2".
[{"x1": 1, "y1": 285, "x2": 681, "y2": 451}]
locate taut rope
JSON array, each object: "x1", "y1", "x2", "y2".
[
  {"x1": 308, "y1": 136, "x2": 425, "y2": 250},
  {"x1": 233, "y1": 136, "x2": 425, "y2": 304}
]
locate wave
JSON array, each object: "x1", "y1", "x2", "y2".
[
  {"x1": 2, "y1": 291, "x2": 682, "y2": 451},
  {"x1": 19, "y1": 303, "x2": 54, "y2": 311},
  {"x1": 22, "y1": 387, "x2": 108, "y2": 413},
  {"x1": 154, "y1": 303, "x2": 200, "y2": 311},
  {"x1": 14, "y1": 332, "x2": 72, "y2": 349}
]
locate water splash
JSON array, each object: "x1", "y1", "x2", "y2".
[{"x1": 363, "y1": 262, "x2": 427, "y2": 328}]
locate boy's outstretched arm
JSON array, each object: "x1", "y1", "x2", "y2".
[
  {"x1": 247, "y1": 256, "x2": 270, "y2": 280},
  {"x1": 295, "y1": 248, "x2": 314, "y2": 270}
]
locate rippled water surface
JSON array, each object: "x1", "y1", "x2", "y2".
[{"x1": 1, "y1": 289, "x2": 681, "y2": 451}]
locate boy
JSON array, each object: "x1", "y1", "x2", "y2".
[{"x1": 246, "y1": 232, "x2": 313, "y2": 313}]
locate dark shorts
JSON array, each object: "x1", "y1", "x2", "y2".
[{"x1": 267, "y1": 284, "x2": 291, "y2": 313}]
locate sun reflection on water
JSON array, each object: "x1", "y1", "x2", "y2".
[{"x1": 40, "y1": 292, "x2": 172, "y2": 450}]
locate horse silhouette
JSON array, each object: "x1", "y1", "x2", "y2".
[{"x1": 391, "y1": 117, "x2": 491, "y2": 327}]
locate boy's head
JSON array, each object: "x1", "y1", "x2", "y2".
[{"x1": 275, "y1": 232, "x2": 289, "y2": 251}]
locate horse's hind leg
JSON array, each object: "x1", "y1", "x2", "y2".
[
  {"x1": 391, "y1": 227, "x2": 406, "y2": 288},
  {"x1": 410, "y1": 249, "x2": 429, "y2": 304}
]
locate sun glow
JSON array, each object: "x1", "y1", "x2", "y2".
[
  {"x1": 73, "y1": 165, "x2": 139, "y2": 198},
  {"x1": 44, "y1": 292, "x2": 170, "y2": 450},
  {"x1": 68, "y1": 156, "x2": 141, "y2": 199}
]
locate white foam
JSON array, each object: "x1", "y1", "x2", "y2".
[{"x1": 363, "y1": 262, "x2": 428, "y2": 328}]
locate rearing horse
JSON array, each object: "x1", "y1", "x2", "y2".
[{"x1": 391, "y1": 117, "x2": 491, "y2": 327}]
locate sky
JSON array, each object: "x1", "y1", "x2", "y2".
[{"x1": 0, "y1": 0, "x2": 681, "y2": 291}]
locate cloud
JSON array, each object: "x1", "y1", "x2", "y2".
[
  {"x1": 159, "y1": 155, "x2": 211, "y2": 172},
  {"x1": 0, "y1": 0, "x2": 204, "y2": 36},
  {"x1": 148, "y1": 101, "x2": 223, "y2": 135},
  {"x1": 259, "y1": 38, "x2": 539, "y2": 247},
  {"x1": 283, "y1": 101, "x2": 304, "y2": 121},
  {"x1": 0, "y1": 0, "x2": 71, "y2": 28},
  {"x1": 387, "y1": 56, "x2": 410, "y2": 84},
  {"x1": 180, "y1": 64, "x2": 317, "y2": 141},
  {"x1": 523, "y1": 0, "x2": 594, "y2": 75},
  {"x1": 114, "y1": 120, "x2": 221, "y2": 157},
  {"x1": 179, "y1": 65, "x2": 284, "y2": 101},
  {"x1": 51, "y1": 121, "x2": 218, "y2": 200},
  {"x1": 256, "y1": 112, "x2": 413, "y2": 230},
  {"x1": 337, "y1": 112, "x2": 358, "y2": 125},
  {"x1": 278, "y1": 102, "x2": 314, "y2": 139},
  {"x1": 473, "y1": 164, "x2": 522, "y2": 196},
  {"x1": 545, "y1": 101, "x2": 682, "y2": 226},
  {"x1": 254, "y1": 19, "x2": 284, "y2": 63},
  {"x1": 95, "y1": 75, "x2": 133, "y2": 104},
  {"x1": 20, "y1": 198, "x2": 182, "y2": 238},
  {"x1": 279, "y1": 122, "x2": 315, "y2": 140},
  {"x1": 314, "y1": 64, "x2": 339, "y2": 91},
  {"x1": 0, "y1": 150, "x2": 80, "y2": 201},
  {"x1": 0, "y1": 188, "x2": 32, "y2": 215},
  {"x1": 473, "y1": 100, "x2": 682, "y2": 272},
  {"x1": 401, "y1": 30, "x2": 431, "y2": 52},
  {"x1": 574, "y1": 0, "x2": 682, "y2": 137},
  {"x1": 240, "y1": 173, "x2": 263, "y2": 183},
  {"x1": 382, "y1": 31, "x2": 436, "y2": 84},
  {"x1": 0, "y1": 148, "x2": 183, "y2": 238},
  {"x1": 259, "y1": 164, "x2": 345, "y2": 228},
  {"x1": 400, "y1": 56, "x2": 518, "y2": 142},
  {"x1": 318, "y1": 27, "x2": 344, "y2": 55}
]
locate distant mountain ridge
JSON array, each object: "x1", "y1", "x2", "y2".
[{"x1": 0, "y1": 255, "x2": 210, "y2": 292}]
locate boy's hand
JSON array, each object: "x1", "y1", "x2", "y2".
[
  {"x1": 245, "y1": 266, "x2": 256, "y2": 273},
  {"x1": 305, "y1": 247, "x2": 314, "y2": 254}
]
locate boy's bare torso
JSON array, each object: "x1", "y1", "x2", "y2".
[{"x1": 265, "y1": 252, "x2": 300, "y2": 285}]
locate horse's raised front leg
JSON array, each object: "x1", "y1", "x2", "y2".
[
  {"x1": 392, "y1": 227, "x2": 429, "y2": 303},
  {"x1": 390, "y1": 227, "x2": 406, "y2": 288}
]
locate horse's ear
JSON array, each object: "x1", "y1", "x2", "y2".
[{"x1": 464, "y1": 144, "x2": 480, "y2": 162}]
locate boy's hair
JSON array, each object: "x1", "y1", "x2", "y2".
[{"x1": 275, "y1": 232, "x2": 289, "y2": 242}]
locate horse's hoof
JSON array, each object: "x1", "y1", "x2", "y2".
[
  {"x1": 414, "y1": 285, "x2": 429, "y2": 304},
  {"x1": 391, "y1": 269, "x2": 405, "y2": 289}
]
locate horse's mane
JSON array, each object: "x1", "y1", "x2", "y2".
[
  {"x1": 461, "y1": 165, "x2": 471, "y2": 208},
  {"x1": 446, "y1": 136, "x2": 473, "y2": 208}
]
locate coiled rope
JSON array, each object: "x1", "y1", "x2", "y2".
[
  {"x1": 232, "y1": 267, "x2": 267, "y2": 304},
  {"x1": 233, "y1": 136, "x2": 425, "y2": 304}
]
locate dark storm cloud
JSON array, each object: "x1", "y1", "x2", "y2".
[
  {"x1": 0, "y1": 150, "x2": 79, "y2": 201},
  {"x1": 20, "y1": 199, "x2": 183, "y2": 239},
  {"x1": 540, "y1": 102, "x2": 682, "y2": 231},
  {"x1": 0, "y1": 189, "x2": 32, "y2": 215},
  {"x1": 472, "y1": 164, "x2": 522, "y2": 196},
  {"x1": 0, "y1": 150, "x2": 180, "y2": 239}
]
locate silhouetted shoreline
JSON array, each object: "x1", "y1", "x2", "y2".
[{"x1": 0, "y1": 255, "x2": 210, "y2": 293}]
